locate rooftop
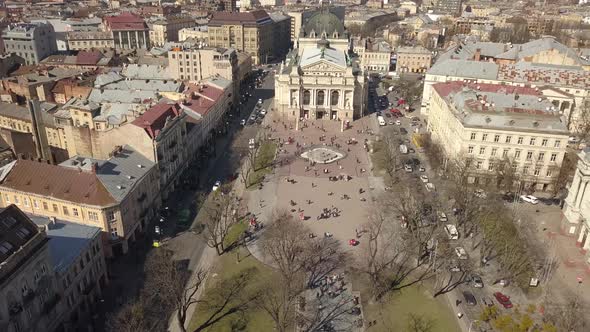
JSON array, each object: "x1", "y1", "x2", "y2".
[
  {"x1": 300, "y1": 46, "x2": 347, "y2": 69},
  {"x1": 0, "y1": 159, "x2": 117, "y2": 207},
  {"x1": 131, "y1": 101, "x2": 182, "y2": 139},
  {"x1": 432, "y1": 81, "x2": 568, "y2": 134},
  {"x1": 0, "y1": 205, "x2": 40, "y2": 265},
  {"x1": 60, "y1": 145, "x2": 155, "y2": 202},
  {"x1": 28, "y1": 215, "x2": 100, "y2": 274},
  {"x1": 121, "y1": 64, "x2": 175, "y2": 80},
  {"x1": 209, "y1": 10, "x2": 271, "y2": 26}
]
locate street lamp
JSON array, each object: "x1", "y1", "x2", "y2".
[{"x1": 468, "y1": 320, "x2": 480, "y2": 332}]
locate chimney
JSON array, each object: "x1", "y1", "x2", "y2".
[{"x1": 474, "y1": 48, "x2": 481, "y2": 62}]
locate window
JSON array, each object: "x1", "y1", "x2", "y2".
[
  {"x1": 14, "y1": 196, "x2": 19, "y2": 205},
  {"x1": 494, "y1": 135, "x2": 500, "y2": 142},
  {"x1": 479, "y1": 147, "x2": 486, "y2": 155},
  {"x1": 63, "y1": 206, "x2": 69, "y2": 216},
  {"x1": 52, "y1": 204, "x2": 58, "y2": 212},
  {"x1": 33, "y1": 199, "x2": 38, "y2": 209},
  {"x1": 530, "y1": 138, "x2": 536, "y2": 145},
  {"x1": 43, "y1": 201, "x2": 48, "y2": 210},
  {"x1": 23, "y1": 199, "x2": 29, "y2": 207},
  {"x1": 534, "y1": 168, "x2": 540, "y2": 176},
  {"x1": 515, "y1": 150, "x2": 521, "y2": 159},
  {"x1": 488, "y1": 163, "x2": 494, "y2": 171},
  {"x1": 542, "y1": 139, "x2": 548, "y2": 146},
  {"x1": 468, "y1": 146, "x2": 474, "y2": 154},
  {"x1": 526, "y1": 151, "x2": 533, "y2": 161},
  {"x1": 517, "y1": 137, "x2": 524, "y2": 144},
  {"x1": 88, "y1": 211, "x2": 98, "y2": 222},
  {"x1": 482, "y1": 134, "x2": 488, "y2": 141},
  {"x1": 330, "y1": 91, "x2": 339, "y2": 106},
  {"x1": 505, "y1": 136, "x2": 512, "y2": 144},
  {"x1": 303, "y1": 90, "x2": 310, "y2": 105},
  {"x1": 107, "y1": 210, "x2": 116, "y2": 221},
  {"x1": 502, "y1": 149, "x2": 509, "y2": 158},
  {"x1": 4, "y1": 194, "x2": 9, "y2": 203},
  {"x1": 476, "y1": 161, "x2": 482, "y2": 169},
  {"x1": 523, "y1": 166, "x2": 529, "y2": 174},
  {"x1": 316, "y1": 90, "x2": 325, "y2": 105},
  {"x1": 491, "y1": 148, "x2": 497, "y2": 156},
  {"x1": 538, "y1": 152, "x2": 545, "y2": 162},
  {"x1": 15, "y1": 227, "x2": 30, "y2": 239},
  {"x1": 470, "y1": 132, "x2": 476, "y2": 140},
  {"x1": 550, "y1": 153, "x2": 557, "y2": 162},
  {"x1": 0, "y1": 241, "x2": 14, "y2": 254},
  {"x1": 554, "y1": 140, "x2": 561, "y2": 148},
  {"x1": 546, "y1": 169, "x2": 553, "y2": 177},
  {"x1": 73, "y1": 208, "x2": 79, "y2": 217}
]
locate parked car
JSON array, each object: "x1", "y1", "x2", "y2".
[
  {"x1": 240, "y1": 119, "x2": 246, "y2": 126},
  {"x1": 212, "y1": 180, "x2": 221, "y2": 191},
  {"x1": 474, "y1": 189, "x2": 487, "y2": 198},
  {"x1": 455, "y1": 247, "x2": 468, "y2": 259},
  {"x1": 438, "y1": 212, "x2": 448, "y2": 222},
  {"x1": 257, "y1": 98, "x2": 263, "y2": 104},
  {"x1": 425, "y1": 183, "x2": 435, "y2": 192},
  {"x1": 395, "y1": 120, "x2": 402, "y2": 125},
  {"x1": 463, "y1": 291, "x2": 477, "y2": 306},
  {"x1": 260, "y1": 109, "x2": 267, "y2": 116},
  {"x1": 400, "y1": 128, "x2": 408, "y2": 135},
  {"x1": 419, "y1": 166, "x2": 426, "y2": 172},
  {"x1": 482, "y1": 296, "x2": 494, "y2": 307},
  {"x1": 520, "y1": 195, "x2": 539, "y2": 204},
  {"x1": 493, "y1": 292, "x2": 513, "y2": 308},
  {"x1": 472, "y1": 275, "x2": 484, "y2": 288},
  {"x1": 404, "y1": 164, "x2": 413, "y2": 172},
  {"x1": 420, "y1": 175, "x2": 429, "y2": 183},
  {"x1": 445, "y1": 224, "x2": 459, "y2": 240}
]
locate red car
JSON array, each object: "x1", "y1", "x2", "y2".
[{"x1": 493, "y1": 292, "x2": 513, "y2": 308}]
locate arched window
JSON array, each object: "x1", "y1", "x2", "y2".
[
  {"x1": 303, "y1": 90, "x2": 311, "y2": 105},
  {"x1": 331, "y1": 91, "x2": 339, "y2": 106},
  {"x1": 316, "y1": 90, "x2": 325, "y2": 106}
]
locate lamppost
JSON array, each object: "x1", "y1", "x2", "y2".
[{"x1": 468, "y1": 319, "x2": 480, "y2": 332}]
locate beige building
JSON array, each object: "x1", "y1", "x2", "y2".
[
  {"x1": 562, "y1": 148, "x2": 590, "y2": 262},
  {"x1": 0, "y1": 145, "x2": 160, "y2": 256},
  {"x1": 149, "y1": 16, "x2": 196, "y2": 47},
  {"x1": 0, "y1": 205, "x2": 62, "y2": 332},
  {"x1": 178, "y1": 26, "x2": 209, "y2": 42},
  {"x1": 168, "y1": 47, "x2": 239, "y2": 83},
  {"x1": 66, "y1": 31, "x2": 115, "y2": 51},
  {"x1": 427, "y1": 82, "x2": 569, "y2": 191},
  {"x1": 396, "y1": 45, "x2": 432, "y2": 73},
  {"x1": 275, "y1": 11, "x2": 367, "y2": 122},
  {"x1": 208, "y1": 10, "x2": 274, "y2": 65},
  {"x1": 352, "y1": 37, "x2": 392, "y2": 74}
]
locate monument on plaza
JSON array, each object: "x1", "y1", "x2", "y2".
[{"x1": 301, "y1": 146, "x2": 346, "y2": 164}]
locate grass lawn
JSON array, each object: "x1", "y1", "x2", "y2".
[
  {"x1": 361, "y1": 282, "x2": 460, "y2": 332},
  {"x1": 247, "y1": 141, "x2": 277, "y2": 189},
  {"x1": 188, "y1": 245, "x2": 275, "y2": 332}
]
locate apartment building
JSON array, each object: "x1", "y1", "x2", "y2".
[
  {"x1": 0, "y1": 145, "x2": 160, "y2": 256},
  {"x1": 427, "y1": 82, "x2": 569, "y2": 191},
  {"x1": 66, "y1": 31, "x2": 115, "y2": 51},
  {"x1": 396, "y1": 46, "x2": 432, "y2": 73},
  {"x1": 562, "y1": 148, "x2": 590, "y2": 262},
  {"x1": 207, "y1": 10, "x2": 274, "y2": 65},
  {"x1": 352, "y1": 37, "x2": 392, "y2": 74},
  {"x1": 433, "y1": 0, "x2": 463, "y2": 17},
  {"x1": 149, "y1": 15, "x2": 196, "y2": 47},
  {"x1": 168, "y1": 47, "x2": 238, "y2": 82},
  {"x1": 0, "y1": 205, "x2": 62, "y2": 332},
  {"x1": 29, "y1": 215, "x2": 107, "y2": 330},
  {"x1": 1, "y1": 22, "x2": 57, "y2": 65},
  {"x1": 178, "y1": 26, "x2": 208, "y2": 43},
  {"x1": 104, "y1": 12, "x2": 150, "y2": 49}
]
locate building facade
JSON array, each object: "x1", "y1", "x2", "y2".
[
  {"x1": 208, "y1": 10, "x2": 274, "y2": 65},
  {"x1": 178, "y1": 26, "x2": 208, "y2": 43},
  {"x1": 149, "y1": 15, "x2": 196, "y2": 47},
  {"x1": 352, "y1": 37, "x2": 392, "y2": 74},
  {"x1": 427, "y1": 82, "x2": 569, "y2": 191},
  {"x1": 0, "y1": 205, "x2": 61, "y2": 332},
  {"x1": 562, "y1": 148, "x2": 590, "y2": 263},
  {"x1": 395, "y1": 46, "x2": 432, "y2": 73},
  {"x1": 434, "y1": 0, "x2": 463, "y2": 17},
  {"x1": 275, "y1": 10, "x2": 367, "y2": 123},
  {"x1": 66, "y1": 31, "x2": 115, "y2": 51},
  {"x1": 104, "y1": 12, "x2": 150, "y2": 49},
  {"x1": 1, "y1": 23, "x2": 57, "y2": 65}
]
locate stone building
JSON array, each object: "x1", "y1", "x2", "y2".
[
  {"x1": 66, "y1": 31, "x2": 115, "y2": 51},
  {"x1": 103, "y1": 12, "x2": 150, "y2": 49},
  {"x1": 1, "y1": 22, "x2": 57, "y2": 65},
  {"x1": 275, "y1": 9, "x2": 367, "y2": 122},
  {"x1": 149, "y1": 15, "x2": 196, "y2": 47},
  {"x1": 395, "y1": 45, "x2": 432, "y2": 73}
]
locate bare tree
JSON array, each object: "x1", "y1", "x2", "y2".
[
  {"x1": 105, "y1": 297, "x2": 157, "y2": 332},
  {"x1": 545, "y1": 294, "x2": 587, "y2": 332},
  {"x1": 373, "y1": 132, "x2": 402, "y2": 185},
  {"x1": 255, "y1": 275, "x2": 303, "y2": 332},
  {"x1": 302, "y1": 237, "x2": 347, "y2": 289},
  {"x1": 298, "y1": 292, "x2": 358, "y2": 331},
  {"x1": 407, "y1": 313, "x2": 435, "y2": 332},
  {"x1": 201, "y1": 192, "x2": 239, "y2": 255}
]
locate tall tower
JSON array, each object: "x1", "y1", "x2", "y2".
[{"x1": 27, "y1": 99, "x2": 53, "y2": 164}]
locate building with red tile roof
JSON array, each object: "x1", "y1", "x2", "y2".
[{"x1": 104, "y1": 12, "x2": 149, "y2": 49}]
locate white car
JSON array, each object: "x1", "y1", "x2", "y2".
[
  {"x1": 420, "y1": 175, "x2": 429, "y2": 183},
  {"x1": 260, "y1": 109, "x2": 267, "y2": 115},
  {"x1": 438, "y1": 212, "x2": 448, "y2": 222},
  {"x1": 257, "y1": 98, "x2": 262, "y2": 105},
  {"x1": 474, "y1": 189, "x2": 487, "y2": 198},
  {"x1": 395, "y1": 120, "x2": 402, "y2": 125},
  {"x1": 419, "y1": 166, "x2": 426, "y2": 172},
  {"x1": 445, "y1": 224, "x2": 459, "y2": 240},
  {"x1": 425, "y1": 183, "x2": 435, "y2": 192},
  {"x1": 240, "y1": 119, "x2": 246, "y2": 126},
  {"x1": 154, "y1": 226, "x2": 161, "y2": 234},
  {"x1": 455, "y1": 247, "x2": 468, "y2": 260},
  {"x1": 520, "y1": 195, "x2": 539, "y2": 204},
  {"x1": 212, "y1": 180, "x2": 221, "y2": 191},
  {"x1": 404, "y1": 164, "x2": 413, "y2": 172}
]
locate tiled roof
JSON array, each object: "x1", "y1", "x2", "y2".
[
  {"x1": 76, "y1": 51, "x2": 103, "y2": 65},
  {"x1": 131, "y1": 101, "x2": 182, "y2": 139},
  {"x1": 210, "y1": 10, "x2": 270, "y2": 26},
  {"x1": 0, "y1": 159, "x2": 117, "y2": 207}
]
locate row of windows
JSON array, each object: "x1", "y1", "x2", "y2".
[
  {"x1": 2, "y1": 194, "x2": 106, "y2": 222},
  {"x1": 467, "y1": 145, "x2": 559, "y2": 162},
  {"x1": 469, "y1": 132, "x2": 562, "y2": 148},
  {"x1": 474, "y1": 160, "x2": 554, "y2": 177}
]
